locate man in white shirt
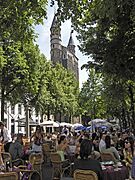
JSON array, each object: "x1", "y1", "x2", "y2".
[{"x1": 0, "y1": 121, "x2": 12, "y2": 152}]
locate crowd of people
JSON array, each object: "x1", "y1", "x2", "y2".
[{"x1": 0, "y1": 121, "x2": 135, "y2": 179}]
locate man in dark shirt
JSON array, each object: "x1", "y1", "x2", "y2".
[{"x1": 74, "y1": 139, "x2": 103, "y2": 180}]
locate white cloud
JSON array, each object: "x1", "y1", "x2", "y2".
[{"x1": 35, "y1": 3, "x2": 89, "y2": 88}]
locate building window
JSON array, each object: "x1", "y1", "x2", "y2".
[
  {"x1": 4, "y1": 102, "x2": 7, "y2": 113},
  {"x1": 18, "y1": 104, "x2": 22, "y2": 115},
  {"x1": 11, "y1": 105, "x2": 15, "y2": 114}
]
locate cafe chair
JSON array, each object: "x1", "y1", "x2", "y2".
[
  {"x1": 50, "y1": 152, "x2": 71, "y2": 179},
  {"x1": 42, "y1": 143, "x2": 55, "y2": 163},
  {"x1": 29, "y1": 153, "x2": 43, "y2": 175},
  {"x1": 100, "y1": 152, "x2": 117, "y2": 163},
  {"x1": 1, "y1": 152, "x2": 24, "y2": 167},
  {"x1": 74, "y1": 169, "x2": 98, "y2": 180},
  {"x1": 28, "y1": 170, "x2": 41, "y2": 180},
  {"x1": 0, "y1": 172, "x2": 18, "y2": 180}
]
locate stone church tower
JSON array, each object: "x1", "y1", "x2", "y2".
[{"x1": 50, "y1": 14, "x2": 79, "y2": 81}]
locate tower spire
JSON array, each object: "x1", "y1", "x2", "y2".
[{"x1": 67, "y1": 30, "x2": 75, "y2": 54}]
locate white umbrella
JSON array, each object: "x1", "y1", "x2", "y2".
[
  {"x1": 60, "y1": 122, "x2": 73, "y2": 127},
  {"x1": 88, "y1": 119, "x2": 107, "y2": 125},
  {"x1": 72, "y1": 123, "x2": 83, "y2": 128}
]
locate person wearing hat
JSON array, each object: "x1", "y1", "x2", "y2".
[{"x1": 0, "y1": 122, "x2": 12, "y2": 152}]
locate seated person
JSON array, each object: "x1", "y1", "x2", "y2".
[
  {"x1": 56, "y1": 135, "x2": 69, "y2": 161},
  {"x1": 122, "y1": 138, "x2": 134, "y2": 169},
  {"x1": 30, "y1": 125, "x2": 44, "y2": 153},
  {"x1": 104, "y1": 135, "x2": 120, "y2": 162},
  {"x1": 99, "y1": 133, "x2": 106, "y2": 153},
  {"x1": 0, "y1": 148, "x2": 5, "y2": 170},
  {"x1": 73, "y1": 139, "x2": 103, "y2": 180},
  {"x1": 9, "y1": 134, "x2": 24, "y2": 160}
]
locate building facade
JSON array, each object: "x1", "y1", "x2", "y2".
[{"x1": 50, "y1": 15, "x2": 79, "y2": 81}]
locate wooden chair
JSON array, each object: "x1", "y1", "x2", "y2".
[
  {"x1": 0, "y1": 172, "x2": 18, "y2": 180},
  {"x1": 1, "y1": 152, "x2": 24, "y2": 167},
  {"x1": 1, "y1": 152, "x2": 12, "y2": 163},
  {"x1": 100, "y1": 152, "x2": 117, "y2": 163},
  {"x1": 50, "y1": 152, "x2": 71, "y2": 179},
  {"x1": 28, "y1": 170, "x2": 41, "y2": 180},
  {"x1": 42, "y1": 143, "x2": 55, "y2": 163},
  {"x1": 74, "y1": 170, "x2": 98, "y2": 180},
  {"x1": 29, "y1": 153, "x2": 43, "y2": 175}
]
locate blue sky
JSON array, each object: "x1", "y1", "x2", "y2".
[{"x1": 35, "y1": 3, "x2": 89, "y2": 88}]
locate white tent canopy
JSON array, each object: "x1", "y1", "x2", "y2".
[{"x1": 40, "y1": 120, "x2": 59, "y2": 127}]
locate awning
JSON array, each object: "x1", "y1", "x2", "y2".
[{"x1": 15, "y1": 118, "x2": 39, "y2": 127}]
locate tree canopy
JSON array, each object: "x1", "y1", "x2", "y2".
[
  {"x1": 52, "y1": 0, "x2": 135, "y2": 128},
  {"x1": 52, "y1": 0, "x2": 135, "y2": 80}
]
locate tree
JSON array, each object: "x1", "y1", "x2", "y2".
[
  {"x1": 52, "y1": 0, "x2": 135, "y2": 127},
  {"x1": 52, "y1": 0, "x2": 135, "y2": 80},
  {"x1": 79, "y1": 68, "x2": 106, "y2": 121},
  {"x1": 0, "y1": 0, "x2": 48, "y2": 121},
  {"x1": 103, "y1": 75, "x2": 135, "y2": 129},
  {"x1": 35, "y1": 63, "x2": 79, "y2": 122}
]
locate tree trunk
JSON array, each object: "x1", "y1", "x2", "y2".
[
  {"x1": 0, "y1": 86, "x2": 5, "y2": 122},
  {"x1": 47, "y1": 105, "x2": 50, "y2": 120},
  {"x1": 128, "y1": 84, "x2": 135, "y2": 129}
]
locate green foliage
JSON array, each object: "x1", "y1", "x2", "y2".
[
  {"x1": 79, "y1": 68, "x2": 106, "y2": 119},
  {"x1": 53, "y1": 0, "x2": 135, "y2": 80},
  {"x1": 36, "y1": 63, "x2": 79, "y2": 116},
  {"x1": 53, "y1": 0, "x2": 135, "y2": 127},
  {"x1": 0, "y1": 0, "x2": 47, "y2": 43}
]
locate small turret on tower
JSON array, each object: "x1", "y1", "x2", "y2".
[{"x1": 67, "y1": 30, "x2": 75, "y2": 54}]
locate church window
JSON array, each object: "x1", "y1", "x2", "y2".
[
  {"x1": 4, "y1": 102, "x2": 7, "y2": 113},
  {"x1": 18, "y1": 104, "x2": 22, "y2": 115},
  {"x1": 11, "y1": 105, "x2": 15, "y2": 114}
]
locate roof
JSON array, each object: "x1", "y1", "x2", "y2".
[
  {"x1": 15, "y1": 118, "x2": 39, "y2": 127},
  {"x1": 68, "y1": 30, "x2": 75, "y2": 46},
  {"x1": 50, "y1": 14, "x2": 60, "y2": 29}
]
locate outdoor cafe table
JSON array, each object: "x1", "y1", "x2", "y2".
[{"x1": 103, "y1": 165, "x2": 129, "y2": 180}]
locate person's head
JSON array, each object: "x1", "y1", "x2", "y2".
[
  {"x1": 124, "y1": 137, "x2": 134, "y2": 155},
  {"x1": 17, "y1": 134, "x2": 23, "y2": 144},
  {"x1": 92, "y1": 132, "x2": 97, "y2": 141},
  {"x1": 0, "y1": 122, "x2": 5, "y2": 130},
  {"x1": 80, "y1": 139, "x2": 92, "y2": 159},
  {"x1": 100, "y1": 132, "x2": 106, "y2": 140},
  {"x1": 83, "y1": 133, "x2": 89, "y2": 139},
  {"x1": 58, "y1": 135, "x2": 67, "y2": 144},
  {"x1": 105, "y1": 135, "x2": 111, "y2": 149},
  {"x1": 36, "y1": 125, "x2": 41, "y2": 132}
]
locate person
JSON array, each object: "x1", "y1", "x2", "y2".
[
  {"x1": 0, "y1": 121, "x2": 12, "y2": 152},
  {"x1": 56, "y1": 135, "x2": 69, "y2": 161},
  {"x1": 30, "y1": 125, "x2": 44, "y2": 153},
  {"x1": 122, "y1": 138, "x2": 134, "y2": 169},
  {"x1": 62, "y1": 125, "x2": 69, "y2": 135},
  {"x1": 73, "y1": 139, "x2": 103, "y2": 180},
  {"x1": 9, "y1": 134, "x2": 24, "y2": 160},
  {"x1": 104, "y1": 135, "x2": 120, "y2": 162},
  {"x1": 99, "y1": 133, "x2": 106, "y2": 153}
]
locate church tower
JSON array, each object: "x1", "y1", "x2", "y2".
[
  {"x1": 50, "y1": 14, "x2": 62, "y2": 64},
  {"x1": 67, "y1": 30, "x2": 75, "y2": 54}
]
